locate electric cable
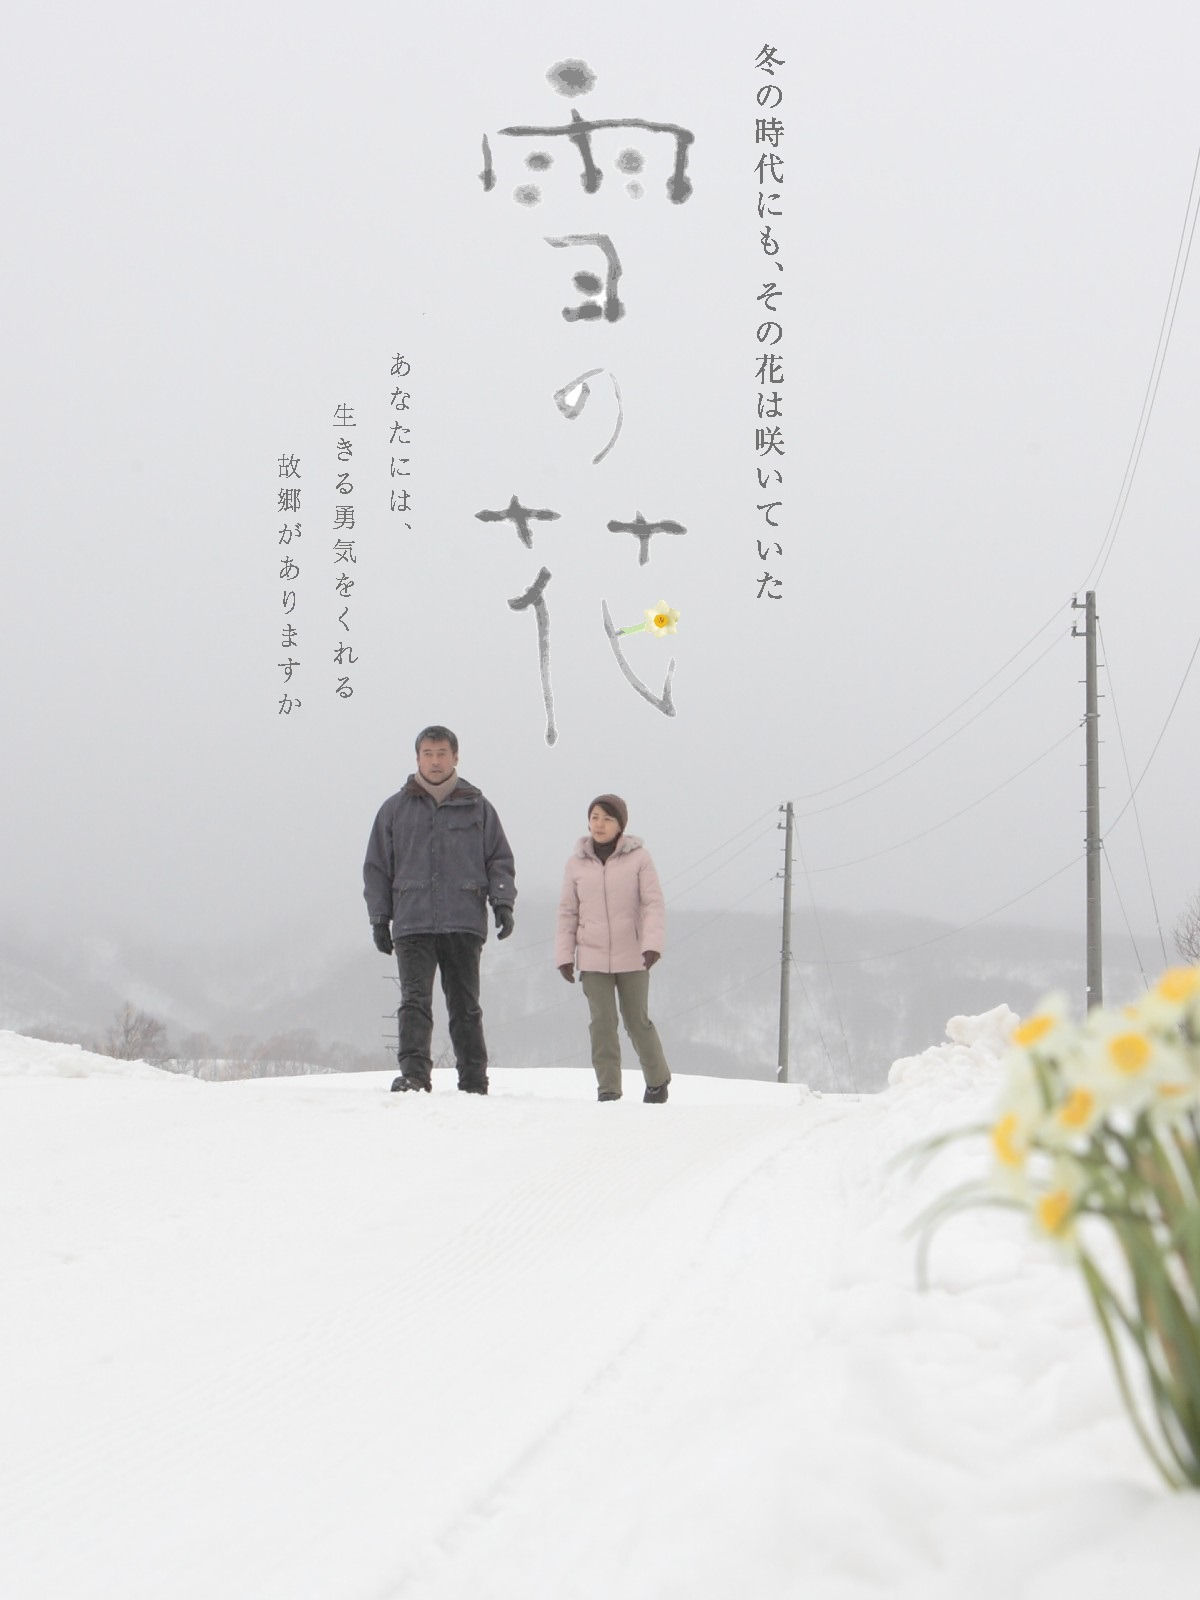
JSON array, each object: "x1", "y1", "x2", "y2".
[
  {"x1": 800, "y1": 724, "x2": 1078, "y2": 872},
  {"x1": 662, "y1": 806, "x2": 778, "y2": 885},
  {"x1": 1096, "y1": 619, "x2": 1170, "y2": 966},
  {"x1": 1104, "y1": 623, "x2": 1200, "y2": 836},
  {"x1": 508, "y1": 957, "x2": 786, "y2": 1072},
  {"x1": 667, "y1": 822, "x2": 779, "y2": 901},
  {"x1": 794, "y1": 852, "x2": 1082, "y2": 965},
  {"x1": 788, "y1": 603, "x2": 1068, "y2": 802},
  {"x1": 669, "y1": 875, "x2": 779, "y2": 948},
  {"x1": 1084, "y1": 145, "x2": 1200, "y2": 592},
  {"x1": 491, "y1": 810, "x2": 778, "y2": 964},
  {"x1": 792, "y1": 625, "x2": 1070, "y2": 817},
  {"x1": 784, "y1": 146, "x2": 1199, "y2": 823},
  {"x1": 775, "y1": 147, "x2": 1198, "y2": 827},
  {"x1": 657, "y1": 959, "x2": 780, "y2": 1023},
  {"x1": 1101, "y1": 844, "x2": 1151, "y2": 992},
  {"x1": 789, "y1": 952, "x2": 850, "y2": 1094},
  {"x1": 794, "y1": 822, "x2": 854, "y2": 1078}
]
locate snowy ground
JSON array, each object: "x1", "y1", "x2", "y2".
[{"x1": 2, "y1": 1022, "x2": 1197, "y2": 1600}]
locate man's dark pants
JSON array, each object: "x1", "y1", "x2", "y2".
[{"x1": 395, "y1": 932, "x2": 488, "y2": 1092}]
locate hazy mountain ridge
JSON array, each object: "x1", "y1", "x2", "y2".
[{"x1": 2, "y1": 901, "x2": 1159, "y2": 1091}]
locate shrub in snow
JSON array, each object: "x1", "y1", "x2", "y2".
[{"x1": 913, "y1": 967, "x2": 1200, "y2": 1490}]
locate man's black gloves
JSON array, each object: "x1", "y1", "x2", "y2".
[
  {"x1": 494, "y1": 905, "x2": 515, "y2": 940},
  {"x1": 372, "y1": 921, "x2": 394, "y2": 956}
]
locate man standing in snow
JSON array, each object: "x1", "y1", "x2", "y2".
[{"x1": 363, "y1": 725, "x2": 516, "y2": 1095}]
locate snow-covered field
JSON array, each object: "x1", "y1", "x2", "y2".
[{"x1": 2, "y1": 1021, "x2": 1197, "y2": 1600}]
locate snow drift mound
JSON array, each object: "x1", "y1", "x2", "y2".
[
  {"x1": 886, "y1": 1003, "x2": 1017, "y2": 1089},
  {"x1": 0, "y1": 1030, "x2": 186, "y2": 1082}
]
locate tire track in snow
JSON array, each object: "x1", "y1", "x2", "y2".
[
  {"x1": 372, "y1": 1101, "x2": 859, "y2": 1600},
  {"x1": 1, "y1": 1078, "x2": 823, "y2": 1600}
]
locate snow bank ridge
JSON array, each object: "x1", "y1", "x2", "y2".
[
  {"x1": 886, "y1": 1003, "x2": 1017, "y2": 1089},
  {"x1": 0, "y1": 1030, "x2": 183, "y2": 1082}
]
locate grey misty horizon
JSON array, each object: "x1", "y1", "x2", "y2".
[{"x1": 1, "y1": 897, "x2": 1163, "y2": 1095}]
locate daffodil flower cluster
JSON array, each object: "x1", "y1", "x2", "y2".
[
  {"x1": 917, "y1": 966, "x2": 1200, "y2": 1488},
  {"x1": 989, "y1": 970, "x2": 1200, "y2": 1236}
]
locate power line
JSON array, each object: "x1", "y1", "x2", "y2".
[
  {"x1": 787, "y1": 953, "x2": 848, "y2": 1093},
  {"x1": 792, "y1": 625, "x2": 1070, "y2": 817},
  {"x1": 492, "y1": 943, "x2": 558, "y2": 973},
  {"x1": 800, "y1": 724, "x2": 1078, "y2": 873},
  {"x1": 495, "y1": 957, "x2": 785, "y2": 1073},
  {"x1": 670, "y1": 875, "x2": 779, "y2": 948},
  {"x1": 494, "y1": 859, "x2": 778, "y2": 976},
  {"x1": 795, "y1": 853, "x2": 1082, "y2": 966},
  {"x1": 657, "y1": 959, "x2": 781, "y2": 1024},
  {"x1": 787, "y1": 603, "x2": 1068, "y2": 802},
  {"x1": 1084, "y1": 145, "x2": 1200, "y2": 592},
  {"x1": 486, "y1": 989, "x2": 577, "y2": 1031},
  {"x1": 662, "y1": 806, "x2": 778, "y2": 887},
  {"x1": 1105, "y1": 623, "x2": 1200, "y2": 835},
  {"x1": 794, "y1": 822, "x2": 854, "y2": 1077},
  {"x1": 766, "y1": 147, "x2": 1197, "y2": 853},
  {"x1": 1101, "y1": 845, "x2": 1151, "y2": 992},
  {"x1": 1096, "y1": 619, "x2": 1169, "y2": 967},
  {"x1": 488, "y1": 810, "x2": 778, "y2": 966},
  {"x1": 781, "y1": 148, "x2": 1199, "y2": 829},
  {"x1": 667, "y1": 821, "x2": 779, "y2": 901}
]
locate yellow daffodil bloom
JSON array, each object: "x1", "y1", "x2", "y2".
[
  {"x1": 991, "y1": 1112, "x2": 1025, "y2": 1168},
  {"x1": 1035, "y1": 1188, "x2": 1073, "y2": 1236},
  {"x1": 618, "y1": 602, "x2": 681, "y2": 638},
  {"x1": 1014, "y1": 1013, "x2": 1055, "y2": 1047},
  {"x1": 1155, "y1": 968, "x2": 1200, "y2": 1005},
  {"x1": 644, "y1": 602, "x2": 680, "y2": 636},
  {"x1": 1056, "y1": 1087, "x2": 1095, "y2": 1130},
  {"x1": 1107, "y1": 1031, "x2": 1152, "y2": 1076},
  {"x1": 1009, "y1": 994, "x2": 1069, "y2": 1057},
  {"x1": 1129, "y1": 963, "x2": 1200, "y2": 1037}
]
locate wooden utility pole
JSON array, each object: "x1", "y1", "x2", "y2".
[
  {"x1": 1072, "y1": 592, "x2": 1103, "y2": 1008},
  {"x1": 777, "y1": 801, "x2": 794, "y2": 1082}
]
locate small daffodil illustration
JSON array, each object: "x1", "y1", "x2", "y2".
[{"x1": 618, "y1": 601, "x2": 680, "y2": 637}]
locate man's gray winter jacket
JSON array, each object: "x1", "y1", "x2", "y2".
[{"x1": 362, "y1": 776, "x2": 516, "y2": 940}]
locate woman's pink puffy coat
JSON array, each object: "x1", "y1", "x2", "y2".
[{"x1": 556, "y1": 834, "x2": 666, "y2": 973}]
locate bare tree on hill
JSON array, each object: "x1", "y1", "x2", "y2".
[
  {"x1": 1174, "y1": 891, "x2": 1200, "y2": 965},
  {"x1": 100, "y1": 1002, "x2": 169, "y2": 1062}
]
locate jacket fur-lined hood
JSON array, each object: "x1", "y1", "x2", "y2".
[{"x1": 572, "y1": 833, "x2": 644, "y2": 861}]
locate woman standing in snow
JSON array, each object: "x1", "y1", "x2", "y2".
[{"x1": 556, "y1": 793, "x2": 672, "y2": 1103}]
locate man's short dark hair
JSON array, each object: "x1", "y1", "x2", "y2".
[{"x1": 414, "y1": 724, "x2": 458, "y2": 755}]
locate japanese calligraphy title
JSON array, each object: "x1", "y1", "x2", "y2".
[{"x1": 474, "y1": 57, "x2": 698, "y2": 744}]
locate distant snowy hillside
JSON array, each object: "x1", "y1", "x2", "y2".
[{"x1": 0, "y1": 904, "x2": 1157, "y2": 1091}]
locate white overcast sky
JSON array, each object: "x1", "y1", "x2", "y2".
[{"x1": 4, "y1": 0, "x2": 1199, "y2": 965}]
